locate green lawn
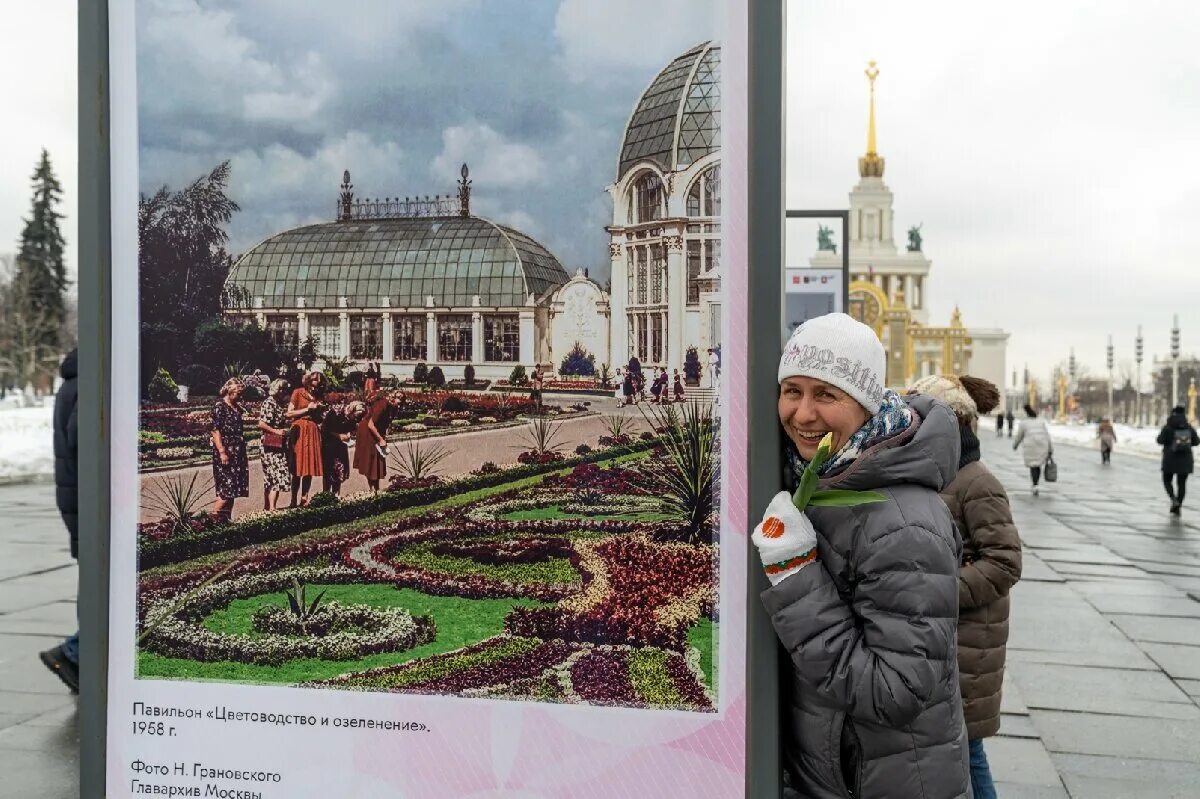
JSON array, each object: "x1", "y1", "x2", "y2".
[
  {"x1": 499, "y1": 504, "x2": 676, "y2": 522},
  {"x1": 392, "y1": 541, "x2": 581, "y2": 585},
  {"x1": 138, "y1": 584, "x2": 545, "y2": 685},
  {"x1": 687, "y1": 617, "x2": 717, "y2": 692}
]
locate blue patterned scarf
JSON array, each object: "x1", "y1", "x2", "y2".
[{"x1": 787, "y1": 389, "x2": 915, "y2": 481}]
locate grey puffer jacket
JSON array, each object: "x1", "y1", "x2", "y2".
[{"x1": 764, "y1": 395, "x2": 971, "y2": 799}]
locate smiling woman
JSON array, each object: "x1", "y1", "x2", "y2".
[{"x1": 753, "y1": 311, "x2": 972, "y2": 799}]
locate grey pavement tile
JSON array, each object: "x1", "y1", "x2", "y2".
[
  {"x1": 1174, "y1": 679, "x2": 1200, "y2": 699},
  {"x1": 1033, "y1": 710, "x2": 1200, "y2": 762},
  {"x1": 0, "y1": 746, "x2": 78, "y2": 799},
  {"x1": 1141, "y1": 643, "x2": 1200, "y2": 680},
  {"x1": 20, "y1": 703, "x2": 77, "y2": 728},
  {"x1": 1089, "y1": 595, "x2": 1200, "y2": 617},
  {"x1": 0, "y1": 691, "x2": 74, "y2": 717},
  {"x1": 0, "y1": 717, "x2": 79, "y2": 752},
  {"x1": 1110, "y1": 615, "x2": 1200, "y2": 646},
  {"x1": 1052, "y1": 563, "x2": 1154, "y2": 580},
  {"x1": 998, "y1": 713, "x2": 1040, "y2": 739},
  {"x1": 1158, "y1": 575, "x2": 1200, "y2": 594},
  {"x1": 1008, "y1": 661, "x2": 1197, "y2": 719},
  {"x1": 985, "y1": 736, "x2": 1064, "y2": 787},
  {"x1": 0, "y1": 582, "x2": 75, "y2": 614},
  {"x1": 1069, "y1": 579, "x2": 1187, "y2": 598},
  {"x1": 1018, "y1": 555, "x2": 1065, "y2": 583},
  {"x1": 1008, "y1": 643, "x2": 1160, "y2": 671},
  {"x1": 989, "y1": 783, "x2": 1068, "y2": 798},
  {"x1": 0, "y1": 618, "x2": 73, "y2": 636},
  {"x1": 0, "y1": 658, "x2": 80, "y2": 695},
  {"x1": 1002, "y1": 670, "x2": 1030, "y2": 715},
  {"x1": 1007, "y1": 583, "x2": 1158, "y2": 669},
  {"x1": 1052, "y1": 753, "x2": 1200, "y2": 799}
]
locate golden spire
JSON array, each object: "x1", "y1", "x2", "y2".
[{"x1": 858, "y1": 60, "x2": 886, "y2": 178}]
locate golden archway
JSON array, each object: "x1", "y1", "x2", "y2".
[{"x1": 848, "y1": 280, "x2": 889, "y2": 335}]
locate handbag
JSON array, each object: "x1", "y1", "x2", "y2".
[
  {"x1": 261, "y1": 431, "x2": 285, "y2": 450},
  {"x1": 1044, "y1": 452, "x2": 1058, "y2": 483}
]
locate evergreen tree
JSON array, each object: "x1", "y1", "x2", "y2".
[{"x1": 11, "y1": 150, "x2": 68, "y2": 386}]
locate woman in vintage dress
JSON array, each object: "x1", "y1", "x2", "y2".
[
  {"x1": 353, "y1": 390, "x2": 395, "y2": 492},
  {"x1": 257, "y1": 379, "x2": 292, "y2": 511},
  {"x1": 287, "y1": 371, "x2": 327, "y2": 507},
  {"x1": 210, "y1": 378, "x2": 250, "y2": 522},
  {"x1": 321, "y1": 400, "x2": 368, "y2": 496}
]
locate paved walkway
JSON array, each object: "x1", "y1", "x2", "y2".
[{"x1": 1, "y1": 428, "x2": 1197, "y2": 796}]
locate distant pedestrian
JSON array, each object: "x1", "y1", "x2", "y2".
[
  {"x1": 530, "y1": 365, "x2": 544, "y2": 410},
  {"x1": 321, "y1": 401, "x2": 368, "y2": 496},
  {"x1": 210, "y1": 378, "x2": 250, "y2": 522},
  {"x1": 1098, "y1": 418, "x2": 1117, "y2": 465},
  {"x1": 1013, "y1": 404, "x2": 1052, "y2": 496},
  {"x1": 1005, "y1": 410, "x2": 1014, "y2": 437},
  {"x1": 288, "y1": 371, "x2": 327, "y2": 507},
  {"x1": 354, "y1": 390, "x2": 395, "y2": 492},
  {"x1": 363, "y1": 361, "x2": 380, "y2": 395},
  {"x1": 995, "y1": 411, "x2": 1004, "y2": 437},
  {"x1": 1157, "y1": 406, "x2": 1198, "y2": 515},
  {"x1": 650, "y1": 367, "x2": 663, "y2": 404},
  {"x1": 40, "y1": 349, "x2": 79, "y2": 693},
  {"x1": 672, "y1": 369, "x2": 685, "y2": 402},
  {"x1": 911, "y1": 374, "x2": 1022, "y2": 799},
  {"x1": 622, "y1": 370, "x2": 634, "y2": 407}
]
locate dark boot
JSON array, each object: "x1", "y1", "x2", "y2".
[{"x1": 39, "y1": 645, "x2": 80, "y2": 693}]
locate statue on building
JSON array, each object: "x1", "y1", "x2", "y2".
[
  {"x1": 906, "y1": 224, "x2": 923, "y2": 252},
  {"x1": 817, "y1": 224, "x2": 837, "y2": 254}
]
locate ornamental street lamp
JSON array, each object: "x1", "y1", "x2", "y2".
[
  {"x1": 1135, "y1": 325, "x2": 1144, "y2": 426},
  {"x1": 1057, "y1": 368, "x2": 1068, "y2": 422},
  {"x1": 1171, "y1": 314, "x2": 1181, "y2": 410},
  {"x1": 1107, "y1": 335, "x2": 1115, "y2": 421},
  {"x1": 1190, "y1": 378, "x2": 1198, "y2": 425}
]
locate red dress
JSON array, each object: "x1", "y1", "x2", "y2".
[
  {"x1": 290, "y1": 389, "x2": 323, "y2": 477},
  {"x1": 353, "y1": 397, "x2": 392, "y2": 480}
]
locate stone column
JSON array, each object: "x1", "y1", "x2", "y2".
[
  {"x1": 381, "y1": 313, "x2": 393, "y2": 362},
  {"x1": 519, "y1": 299, "x2": 536, "y2": 367},
  {"x1": 665, "y1": 233, "x2": 685, "y2": 371},
  {"x1": 296, "y1": 311, "x2": 308, "y2": 342},
  {"x1": 902, "y1": 274, "x2": 913, "y2": 306},
  {"x1": 914, "y1": 276, "x2": 923, "y2": 310},
  {"x1": 471, "y1": 305, "x2": 484, "y2": 366},
  {"x1": 425, "y1": 304, "x2": 437, "y2": 364},
  {"x1": 608, "y1": 241, "x2": 627, "y2": 371},
  {"x1": 338, "y1": 298, "x2": 351, "y2": 359}
]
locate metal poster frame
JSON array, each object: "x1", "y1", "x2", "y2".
[{"x1": 77, "y1": 0, "x2": 787, "y2": 795}]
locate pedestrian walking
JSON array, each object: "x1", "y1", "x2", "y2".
[
  {"x1": 257, "y1": 379, "x2": 292, "y2": 511},
  {"x1": 995, "y1": 411, "x2": 1004, "y2": 437},
  {"x1": 288, "y1": 371, "x2": 327, "y2": 507},
  {"x1": 210, "y1": 379, "x2": 250, "y2": 521},
  {"x1": 911, "y1": 374, "x2": 1022, "y2": 799},
  {"x1": 622, "y1": 370, "x2": 634, "y2": 407},
  {"x1": 1013, "y1": 404, "x2": 1052, "y2": 496},
  {"x1": 753, "y1": 313, "x2": 971, "y2": 798},
  {"x1": 363, "y1": 361, "x2": 380, "y2": 395},
  {"x1": 530, "y1": 365, "x2": 543, "y2": 410},
  {"x1": 1157, "y1": 406, "x2": 1199, "y2": 515},
  {"x1": 650, "y1": 367, "x2": 663, "y2": 404},
  {"x1": 672, "y1": 369, "x2": 685, "y2": 402},
  {"x1": 1098, "y1": 418, "x2": 1117, "y2": 465},
  {"x1": 354, "y1": 390, "x2": 395, "y2": 492},
  {"x1": 1005, "y1": 410, "x2": 1014, "y2": 437},
  {"x1": 39, "y1": 348, "x2": 79, "y2": 693},
  {"x1": 613, "y1": 369, "x2": 624, "y2": 406}
]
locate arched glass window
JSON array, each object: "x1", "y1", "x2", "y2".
[
  {"x1": 686, "y1": 165, "x2": 721, "y2": 217},
  {"x1": 628, "y1": 172, "x2": 666, "y2": 224}
]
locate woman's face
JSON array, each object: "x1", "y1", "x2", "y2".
[
  {"x1": 227, "y1": 384, "x2": 243, "y2": 402},
  {"x1": 777, "y1": 376, "x2": 870, "y2": 461}
]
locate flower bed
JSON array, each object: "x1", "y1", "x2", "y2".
[
  {"x1": 430, "y1": 537, "x2": 572, "y2": 566},
  {"x1": 140, "y1": 566, "x2": 436, "y2": 666}
]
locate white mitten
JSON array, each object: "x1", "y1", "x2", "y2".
[{"x1": 752, "y1": 490, "x2": 819, "y2": 585}]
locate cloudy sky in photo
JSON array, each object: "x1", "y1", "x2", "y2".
[
  {"x1": 134, "y1": 0, "x2": 719, "y2": 283},
  {"x1": 786, "y1": 0, "x2": 1200, "y2": 386}
]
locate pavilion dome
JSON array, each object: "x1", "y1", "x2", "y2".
[
  {"x1": 224, "y1": 215, "x2": 570, "y2": 311},
  {"x1": 617, "y1": 41, "x2": 721, "y2": 180}
]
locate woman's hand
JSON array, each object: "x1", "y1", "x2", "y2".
[
  {"x1": 218, "y1": 450, "x2": 230, "y2": 465},
  {"x1": 752, "y1": 490, "x2": 819, "y2": 585}
]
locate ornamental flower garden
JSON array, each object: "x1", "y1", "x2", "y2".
[{"x1": 136, "y1": 399, "x2": 721, "y2": 713}]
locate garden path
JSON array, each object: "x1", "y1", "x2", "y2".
[{"x1": 140, "y1": 393, "x2": 656, "y2": 523}]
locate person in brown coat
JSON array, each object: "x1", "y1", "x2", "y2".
[{"x1": 910, "y1": 374, "x2": 1022, "y2": 799}]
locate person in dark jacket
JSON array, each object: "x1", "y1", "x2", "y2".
[
  {"x1": 753, "y1": 314, "x2": 971, "y2": 799},
  {"x1": 1157, "y1": 406, "x2": 1199, "y2": 515},
  {"x1": 1005, "y1": 410, "x2": 1014, "y2": 437},
  {"x1": 911, "y1": 374, "x2": 1022, "y2": 799},
  {"x1": 40, "y1": 349, "x2": 80, "y2": 692}
]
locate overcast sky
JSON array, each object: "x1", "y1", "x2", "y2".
[
  {"x1": 3, "y1": 1, "x2": 1196, "y2": 387},
  {"x1": 134, "y1": 0, "x2": 717, "y2": 282},
  {"x1": 786, "y1": 0, "x2": 1199, "y2": 387}
]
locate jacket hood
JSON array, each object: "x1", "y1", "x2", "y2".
[
  {"x1": 59, "y1": 349, "x2": 77, "y2": 380},
  {"x1": 1168, "y1": 410, "x2": 1190, "y2": 429},
  {"x1": 821, "y1": 393, "x2": 960, "y2": 493}
]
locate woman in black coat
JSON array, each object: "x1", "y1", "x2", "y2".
[{"x1": 1158, "y1": 405, "x2": 1199, "y2": 515}]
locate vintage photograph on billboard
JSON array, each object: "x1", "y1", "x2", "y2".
[{"x1": 129, "y1": 0, "x2": 728, "y2": 715}]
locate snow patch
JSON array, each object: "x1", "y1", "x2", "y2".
[
  {"x1": 0, "y1": 405, "x2": 55, "y2": 481},
  {"x1": 1046, "y1": 421, "x2": 1163, "y2": 459}
]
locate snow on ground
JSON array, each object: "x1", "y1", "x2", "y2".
[
  {"x1": 1045, "y1": 421, "x2": 1163, "y2": 460},
  {"x1": 0, "y1": 405, "x2": 55, "y2": 481}
]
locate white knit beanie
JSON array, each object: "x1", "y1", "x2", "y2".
[{"x1": 778, "y1": 313, "x2": 887, "y2": 414}]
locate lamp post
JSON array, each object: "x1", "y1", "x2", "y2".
[
  {"x1": 1190, "y1": 378, "x2": 1198, "y2": 425},
  {"x1": 1056, "y1": 368, "x2": 1068, "y2": 422},
  {"x1": 1135, "y1": 325, "x2": 1144, "y2": 426},
  {"x1": 1171, "y1": 314, "x2": 1181, "y2": 410},
  {"x1": 1106, "y1": 335, "x2": 1114, "y2": 421},
  {"x1": 1068, "y1": 348, "x2": 1077, "y2": 419}
]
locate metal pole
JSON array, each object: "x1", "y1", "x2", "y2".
[
  {"x1": 1171, "y1": 314, "x2": 1181, "y2": 410},
  {"x1": 1106, "y1": 335, "x2": 1114, "y2": 421},
  {"x1": 1135, "y1": 325, "x2": 1144, "y2": 426}
]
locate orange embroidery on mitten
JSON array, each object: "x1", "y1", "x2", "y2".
[{"x1": 762, "y1": 516, "x2": 786, "y2": 539}]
